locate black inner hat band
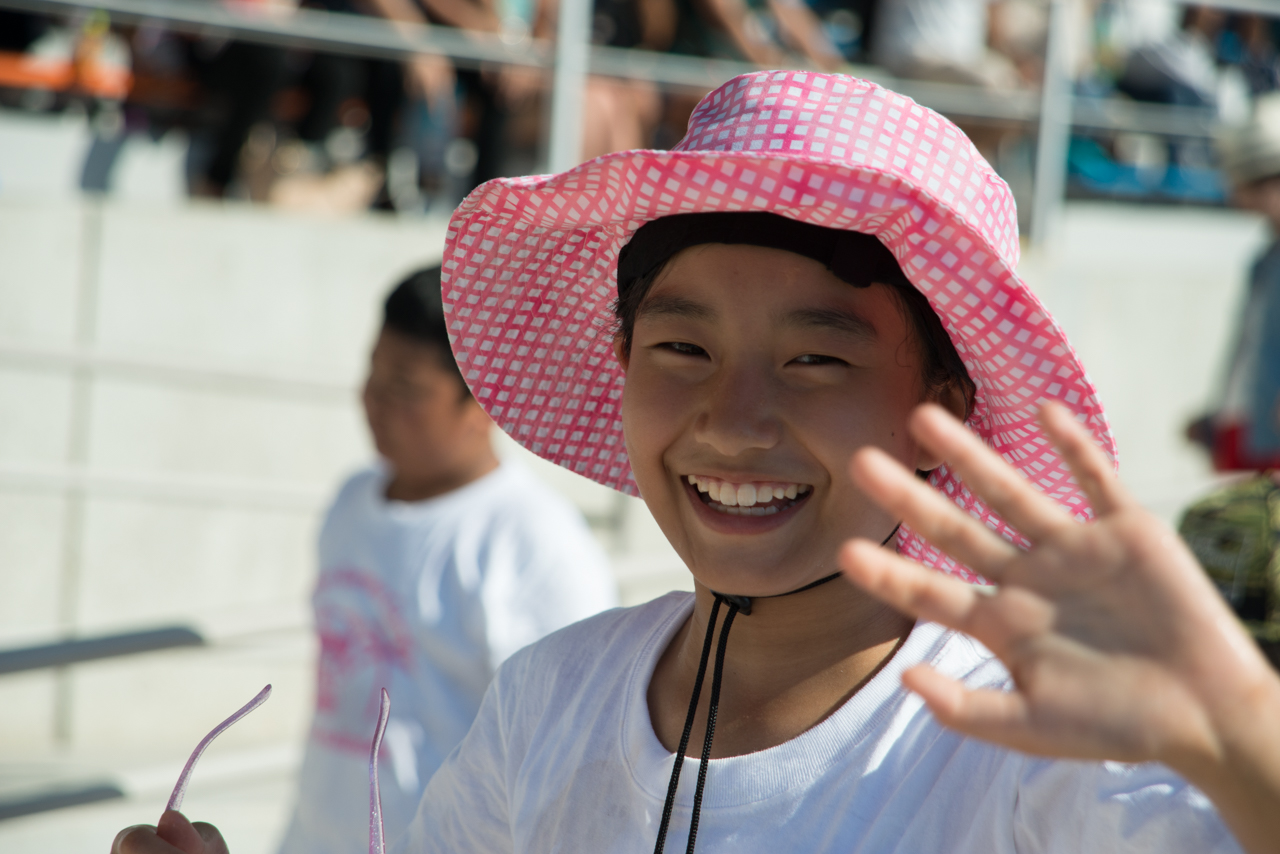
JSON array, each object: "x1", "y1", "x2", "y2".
[{"x1": 617, "y1": 212, "x2": 911, "y2": 297}]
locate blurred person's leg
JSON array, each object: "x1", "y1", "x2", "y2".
[
  {"x1": 196, "y1": 42, "x2": 289, "y2": 196},
  {"x1": 79, "y1": 106, "x2": 128, "y2": 192},
  {"x1": 581, "y1": 76, "x2": 660, "y2": 161},
  {"x1": 267, "y1": 57, "x2": 396, "y2": 213},
  {"x1": 365, "y1": 58, "x2": 406, "y2": 162},
  {"x1": 298, "y1": 52, "x2": 364, "y2": 146},
  {"x1": 365, "y1": 58, "x2": 408, "y2": 209},
  {"x1": 457, "y1": 68, "x2": 509, "y2": 190},
  {"x1": 987, "y1": 0, "x2": 1048, "y2": 85}
]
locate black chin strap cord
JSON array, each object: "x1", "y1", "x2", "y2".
[
  {"x1": 684, "y1": 598, "x2": 738, "y2": 853},
  {"x1": 651, "y1": 523, "x2": 901, "y2": 854},
  {"x1": 652, "y1": 596, "x2": 723, "y2": 854}
]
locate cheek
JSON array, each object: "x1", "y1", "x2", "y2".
[
  {"x1": 791, "y1": 366, "x2": 923, "y2": 469},
  {"x1": 620, "y1": 371, "x2": 688, "y2": 486},
  {"x1": 381, "y1": 404, "x2": 439, "y2": 453}
]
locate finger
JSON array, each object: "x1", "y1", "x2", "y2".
[
  {"x1": 192, "y1": 824, "x2": 230, "y2": 854},
  {"x1": 112, "y1": 826, "x2": 181, "y2": 854},
  {"x1": 910, "y1": 404, "x2": 1070, "y2": 542},
  {"x1": 901, "y1": 665, "x2": 1042, "y2": 752},
  {"x1": 157, "y1": 811, "x2": 210, "y2": 854},
  {"x1": 850, "y1": 446, "x2": 1019, "y2": 578},
  {"x1": 840, "y1": 538, "x2": 999, "y2": 641},
  {"x1": 1038, "y1": 401, "x2": 1130, "y2": 517}
]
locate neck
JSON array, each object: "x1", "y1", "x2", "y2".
[
  {"x1": 384, "y1": 447, "x2": 500, "y2": 502},
  {"x1": 648, "y1": 574, "x2": 914, "y2": 759}
]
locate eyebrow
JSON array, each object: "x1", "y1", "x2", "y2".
[
  {"x1": 783, "y1": 307, "x2": 878, "y2": 340},
  {"x1": 635, "y1": 294, "x2": 716, "y2": 322}
]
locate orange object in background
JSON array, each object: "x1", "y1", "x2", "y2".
[
  {"x1": 0, "y1": 49, "x2": 133, "y2": 99},
  {"x1": 0, "y1": 51, "x2": 75, "y2": 91},
  {"x1": 0, "y1": 49, "x2": 132, "y2": 99},
  {"x1": 0, "y1": 10, "x2": 133, "y2": 101}
]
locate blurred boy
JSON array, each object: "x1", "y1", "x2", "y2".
[{"x1": 276, "y1": 267, "x2": 618, "y2": 854}]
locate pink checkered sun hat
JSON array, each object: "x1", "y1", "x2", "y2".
[{"x1": 441, "y1": 69, "x2": 1116, "y2": 582}]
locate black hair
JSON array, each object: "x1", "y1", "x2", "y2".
[
  {"x1": 613, "y1": 215, "x2": 975, "y2": 418},
  {"x1": 383, "y1": 266, "x2": 470, "y2": 396}
]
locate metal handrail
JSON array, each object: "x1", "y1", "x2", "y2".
[
  {"x1": 0, "y1": 463, "x2": 329, "y2": 509},
  {"x1": 0, "y1": 783, "x2": 126, "y2": 821},
  {"x1": 0, "y1": 0, "x2": 1232, "y2": 137},
  {"x1": 0, "y1": 338, "x2": 354, "y2": 402},
  {"x1": 0, "y1": 625, "x2": 205, "y2": 674}
]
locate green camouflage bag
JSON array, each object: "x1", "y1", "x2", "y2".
[{"x1": 1178, "y1": 475, "x2": 1280, "y2": 647}]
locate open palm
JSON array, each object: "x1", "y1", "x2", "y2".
[{"x1": 839, "y1": 402, "x2": 1278, "y2": 780}]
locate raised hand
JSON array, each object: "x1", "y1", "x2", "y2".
[{"x1": 839, "y1": 402, "x2": 1280, "y2": 854}]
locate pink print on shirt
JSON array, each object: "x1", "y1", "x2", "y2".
[{"x1": 313, "y1": 567, "x2": 414, "y2": 754}]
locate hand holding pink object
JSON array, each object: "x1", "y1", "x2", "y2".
[
  {"x1": 167, "y1": 684, "x2": 272, "y2": 813},
  {"x1": 110, "y1": 685, "x2": 271, "y2": 854}
]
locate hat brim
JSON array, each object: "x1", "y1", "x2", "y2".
[{"x1": 442, "y1": 147, "x2": 1115, "y2": 582}]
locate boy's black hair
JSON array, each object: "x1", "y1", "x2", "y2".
[
  {"x1": 614, "y1": 214, "x2": 975, "y2": 419},
  {"x1": 383, "y1": 266, "x2": 470, "y2": 396}
]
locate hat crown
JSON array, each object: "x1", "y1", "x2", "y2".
[{"x1": 670, "y1": 71, "x2": 1020, "y2": 269}]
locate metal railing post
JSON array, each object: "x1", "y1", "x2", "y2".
[
  {"x1": 1030, "y1": 0, "x2": 1072, "y2": 247},
  {"x1": 547, "y1": 0, "x2": 591, "y2": 172},
  {"x1": 53, "y1": 197, "x2": 104, "y2": 746}
]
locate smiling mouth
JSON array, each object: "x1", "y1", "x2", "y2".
[{"x1": 685, "y1": 475, "x2": 813, "y2": 516}]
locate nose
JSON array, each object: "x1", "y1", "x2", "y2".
[{"x1": 693, "y1": 359, "x2": 782, "y2": 457}]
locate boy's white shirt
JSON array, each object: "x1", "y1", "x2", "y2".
[
  {"x1": 394, "y1": 591, "x2": 1242, "y2": 854},
  {"x1": 277, "y1": 460, "x2": 618, "y2": 854}
]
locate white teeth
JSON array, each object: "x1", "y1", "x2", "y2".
[{"x1": 687, "y1": 476, "x2": 811, "y2": 511}]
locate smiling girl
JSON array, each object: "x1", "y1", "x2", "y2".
[{"x1": 116, "y1": 70, "x2": 1280, "y2": 854}]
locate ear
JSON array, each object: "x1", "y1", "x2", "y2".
[
  {"x1": 613, "y1": 335, "x2": 631, "y2": 371},
  {"x1": 913, "y1": 382, "x2": 968, "y2": 473}
]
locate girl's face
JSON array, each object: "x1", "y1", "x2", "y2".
[{"x1": 617, "y1": 244, "x2": 950, "y2": 596}]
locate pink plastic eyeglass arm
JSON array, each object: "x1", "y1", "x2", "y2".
[
  {"x1": 166, "y1": 684, "x2": 272, "y2": 814},
  {"x1": 370, "y1": 688, "x2": 391, "y2": 854}
]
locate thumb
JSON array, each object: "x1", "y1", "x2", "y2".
[{"x1": 156, "y1": 811, "x2": 218, "y2": 854}]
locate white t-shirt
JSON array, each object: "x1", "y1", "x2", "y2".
[
  {"x1": 394, "y1": 592, "x2": 1241, "y2": 854},
  {"x1": 278, "y1": 461, "x2": 618, "y2": 854}
]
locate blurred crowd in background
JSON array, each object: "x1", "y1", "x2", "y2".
[{"x1": 0, "y1": 0, "x2": 1277, "y2": 213}]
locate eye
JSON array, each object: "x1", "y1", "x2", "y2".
[
  {"x1": 790, "y1": 353, "x2": 847, "y2": 366},
  {"x1": 657, "y1": 341, "x2": 708, "y2": 357}
]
